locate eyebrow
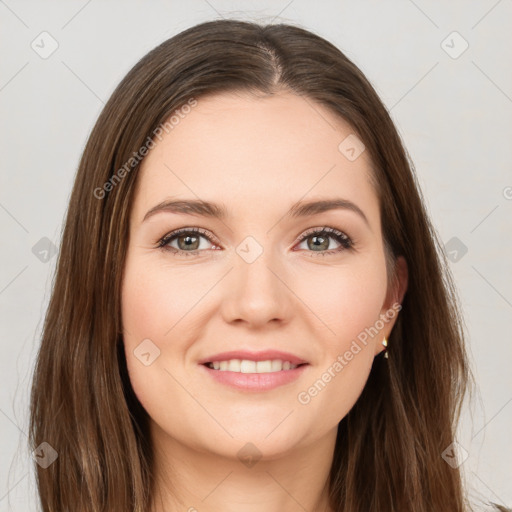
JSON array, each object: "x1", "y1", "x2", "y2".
[{"x1": 142, "y1": 197, "x2": 370, "y2": 228}]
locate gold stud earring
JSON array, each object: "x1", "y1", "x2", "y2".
[{"x1": 382, "y1": 337, "x2": 388, "y2": 359}]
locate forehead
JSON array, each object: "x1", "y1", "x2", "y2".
[{"x1": 133, "y1": 91, "x2": 378, "y2": 224}]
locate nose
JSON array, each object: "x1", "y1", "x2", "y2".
[{"x1": 220, "y1": 248, "x2": 295, "y2": 329}]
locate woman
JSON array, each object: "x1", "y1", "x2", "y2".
[{"x1": 29, "y1": 19, "x2": 506, "y2": 512}]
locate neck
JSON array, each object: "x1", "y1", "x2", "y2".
[{"x1": 149, "y1": 421, "x2": 337, "y2": 512}]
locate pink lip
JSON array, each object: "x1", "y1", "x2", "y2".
[
  {"x1": 197, "y1": 350, "x2": 308, "y2": 366},
  {"x1": 199, "y1": 362, "x2": 309, "y2": 392}
]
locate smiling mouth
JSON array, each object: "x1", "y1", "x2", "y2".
[{"x1": 203, "y1": 359, "x2": 308, "y2": 373}]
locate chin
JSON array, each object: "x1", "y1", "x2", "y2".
[{"x1": 202, "y1": 430, "x2": 305, "y2": 463}]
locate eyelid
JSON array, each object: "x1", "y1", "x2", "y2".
[
  {"x1": 292, "y1": 225, "x2": 351, "y2": 244},
  {"x1": 157, "y1": 226, "x2": 220, "y2": 248}
]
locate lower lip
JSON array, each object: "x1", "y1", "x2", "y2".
[{"x1": 199, "y1": 363, "x2": 309, "y2": 391}]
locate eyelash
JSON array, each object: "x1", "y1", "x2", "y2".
[{"x1": 156, "y1": 226, "x2": 355, "y2": 258}]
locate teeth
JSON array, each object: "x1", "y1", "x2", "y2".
[
  {"x1": 271, "y1": 359, "x2": 282, "y2": 371},
  {"x1": 256, "y1": 360, "x2": 272, "y2": 373},
  {"x1": 240, "y1": 360, "x2": 256, "y2": 373},
  {"x1": 228, "y1": 359, "x2": 241, "y2": 372},
  {"x1": 207, "y1": 359, "x2": 299, "y2": 373}
]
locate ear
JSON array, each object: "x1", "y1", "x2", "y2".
[{"x1": 374, "y1": 255, "x2": 408, "y2": 356}]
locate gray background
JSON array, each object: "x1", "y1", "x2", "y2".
[{"x1": 1, "y1": 0, "x2": 511, "y2": 509}]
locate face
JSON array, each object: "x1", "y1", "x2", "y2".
[{"x1": 121, "y1": 91, "x2": 407, "y2": 461}]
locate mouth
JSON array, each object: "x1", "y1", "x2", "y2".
[
  {"x1": 198, "y1": 351, "x2": 310, "y2": 391},
  {"x1": 203, "y1": 359, "x2": 308, "y2": 373}
]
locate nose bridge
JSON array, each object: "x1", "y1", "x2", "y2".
[{"x1": 222, "y1": 234, "x2": 292, "y2": 325}]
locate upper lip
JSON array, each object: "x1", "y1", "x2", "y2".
[{"x1": 198, "y1": 350, "x2": 309, "y2": 366}]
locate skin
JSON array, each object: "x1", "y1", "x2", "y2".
[{"x1": 121, "y1": 90, "x2": 408, "y2": 512}]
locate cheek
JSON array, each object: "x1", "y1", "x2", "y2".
[
  {"x1": 120, "y1": 256, "x2": 213, "y2": 433},
  {"x1": 294, "y1": 256, "x2": 388, "y2": 349},
  {"x1": 293, "y1": 258, "x2": 387, "y2": 420},
  {"x1": 121, "y1": 256, "x2": 205, "y2": 341},
  {"x1": 121, "y1": 259, "x2": 175, "y2": 410}
]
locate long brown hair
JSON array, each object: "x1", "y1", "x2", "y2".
[{"x1": 29, "y1": 18, "x2": 487, "y2": 511}]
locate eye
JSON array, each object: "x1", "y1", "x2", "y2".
[
  {"x1": 156, "y1": 226, "x2": 354, "y2": 257},
  {"x1": 294, "y1": 226, "x2": 354, "y2": 257},
  {"x1": 157, "y1": 227, "x2": 219, "y2": 256}
]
